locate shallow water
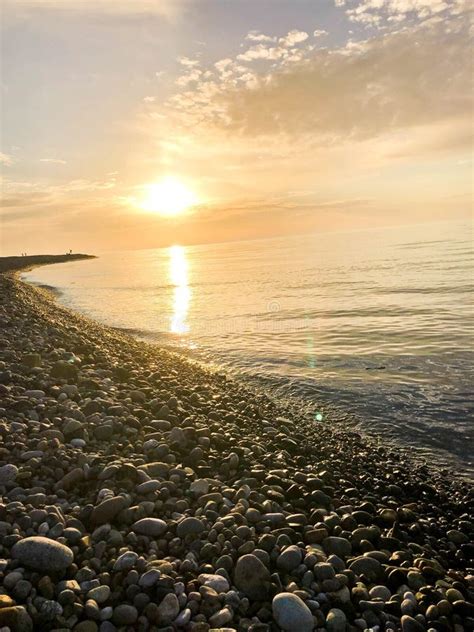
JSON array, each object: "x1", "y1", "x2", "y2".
[{"x1": 24, "y1": 220, "x2": 474, "y2": 477}]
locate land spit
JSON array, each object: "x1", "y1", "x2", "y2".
[{"x1": 0, "y1": 255, "x2": 472, "y2": 632}]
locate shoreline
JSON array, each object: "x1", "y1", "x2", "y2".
[
  {"x1": 0, "y1": 256, "x2": 472, "y2": 631},
  {"x1": 20, "y1": 258, "x2": 473, "y2": 483}
]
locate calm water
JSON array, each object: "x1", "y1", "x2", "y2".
[{"x1": 24, "y1": 221, "x2": 474, "y2": 477}]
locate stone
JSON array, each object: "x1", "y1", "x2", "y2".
[
  {"x1": 198, "y1": 573, "x2": 230, "y2": 593},
  {"x1": 74, "y1": 622, "x2": 99, "y2": 632},
  {"x1": 113, "y1": 551, "x2": 138, "y2": 572},
  {"x1": 0, "y1": 595, "x2": 15, "y2": 608},
  {"x1": 277, "y1": 545, "x2": 303, "y2": 572},
  {"x1": 349, "y1": 555, "x2": 383, "y2": 582},
  {"x1": 22, "y1": 353, "x2": 41, "y2": 367},
  {"x1": 0, "y1": 464, "x2": 18, "y2": 485},
  {"x1": 234, "y1": 554, "x2": 271, "y2": 600},
  {"x1": 157, "y1": 593, "x2": 180, "y2": 625},
  {"x1": 112, "y1": 604, "x2": 138, "y2": 626},
  {"x1": 138, "y1": 569, "x2": 161, "y2": 588},
  {"x1": 326, "y1": 608, "x2": 347, "y2": 632},
  {"x1": 272, "y1": 592, "x2": 314, "y2": 632},
  {"x1": 190, "y1": 479, "x2": 210, "y2": 495},
  {"x1": 55, "y1": 467, "x2": 84, "y2": 491},
  {"x1": 177, "y1": 517, "x2": 205, "y2": 538},
  {"x1": 209, "y1": 606, "x2": 233, "y2": 627},
  {"x1": 138, "y1": 462, "x2": 170, "y2": 478},
  {"x1": 51, "y1": 360, "x2": 78, "y2": 379},
  {"x1": 136, "y1": 480, "x2": 161, "y2": 494},
  {"x1": 323, "y1": 537, "x2": 352, "y2": 558},
  {"x1": 369, "y1": 585, "x2": 391, "y2": 601},
  {"x1": 87, "y1": 585, "x2": 111, "y2": 604},
  {"x1": 11, "y1": 536, "x2": 73, "y2": 572},
  {"x1": 0, "y1": 606, "x2": 33, "y2": 632},
  {"x1": 401, "y1": 615, "x2": 426, "y2": 632},
  {"x1": 90, "y1": 496, "x2": 126, "y2": 526},
  {"x1": 132, "y1": 517, "x2": 167, "y2": 537},
  {"x1": 314, "y1": 562, "x2": 336, "y2": 581}
]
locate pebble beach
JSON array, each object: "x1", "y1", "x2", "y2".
[{"x1": 0, "y1": 255, "x2": 472, "y2": 632}]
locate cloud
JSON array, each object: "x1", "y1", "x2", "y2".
[
  {"x1": 175, "y1": 68, "x2": 202, "y2": 87},
  {"x1": 313, "y1": 29, "x2": 329, "y2": 37},
  {"x1": 39, "y1": 158, "x2": 67, "y2": 164},
  {"x1": 5, "y1": 0, "x2": 182, "y2": 18},
  {"x1": 245, "y1": 30, "x2": 277, "y2": 43},
  {"x1": 340, "y1": 0, "x2": 467, "y2": 26},
  {"x1": 0, "y1": 152, "x2": 14, "y2": 166},
  {"x1": 165, "y1": 13, "x2": 471, "y2": 150},
  {"x1": 178, "y1": 56, "x2": 200, "y2": 68},
  {"x1": 237, "y1": 44, "x2": 287, "y2": 62},
  {"x1": 279, "y1": 30, "x2": 309, "y2": 47}
]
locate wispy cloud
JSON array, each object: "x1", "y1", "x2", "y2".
[
  {"x1": 163, "y1": 12, "x2": 471, "y2": 150},
  {"x1": 338, "y1": 0, "x2": 468, "y2": 27},
  {"x1": 6, "y1": 0, "x2": 183, "y2": 18},
  {"x1": 0, "y1": 152, "x2": 14, "y2": 166},
  {"x1": 39, "y1": 158, "x2": 67, "y2": 164},
  {"x1": 245, "y1": 30, "x2": 277, "y2": 43}
]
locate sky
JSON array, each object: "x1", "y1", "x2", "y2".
[{"x1": 0, "y1": 0, "x2": 472, "y2": 255}]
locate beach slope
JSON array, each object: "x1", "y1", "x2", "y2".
[{"x1": 0, "y1": 256, "x2": 472, "y2": 631}]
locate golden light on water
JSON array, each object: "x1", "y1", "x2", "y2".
[
  {"x1": 169, "y1": 245, "x2": 190, "y2": 334},
  {"x1": 141, "y1": 177, "x2": 197, "y2": 217}
]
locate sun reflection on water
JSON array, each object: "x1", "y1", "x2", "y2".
[{"x1": 169, "y1": 245, "x2": 190, "y2": 334}]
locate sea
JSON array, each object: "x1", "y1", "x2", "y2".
[{"x1": 23, "y1": 220, "x2": 474, "y2": 479}]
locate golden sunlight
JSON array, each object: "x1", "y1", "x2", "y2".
[
  {"x1": 169, "y1": 245, "x2": 190, "y2": 334},
  {"x1": 141, "y1": 177, "x2": 197, "y2": 217}
]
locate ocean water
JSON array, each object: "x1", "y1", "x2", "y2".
[{"x1": 24, "y1": 220, "x2": 474, "y2": 478}]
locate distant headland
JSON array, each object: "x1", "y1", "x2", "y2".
[{"x1": 0, "y1": 253, "x2": 96, "y2": 274}]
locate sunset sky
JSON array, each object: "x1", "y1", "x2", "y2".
[{"x1": 1, "y1": 0, "x2": 472, "y2": 255}]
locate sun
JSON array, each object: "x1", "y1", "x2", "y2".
[{"x1": 140, "y1": 177, "x2": 197, "y2": 217}]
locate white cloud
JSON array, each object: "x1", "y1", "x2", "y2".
[
  {"x1": 39, "y1": 158, "x2": 67, "y2": 164},
  {"x1": 237, "y1": 44, "x2": 287, "y2": 62},
  {"x1": 343, "y1": 0, "x2": 466, "y2": 26},
  {"x1": 177, "y1": 56, "x2": 200, "y2": 68},
  {"x1": 215, "y1": 58, "x2": 233, "y2": 73},
  {"x1": 161, "y1": 13, "x2": 471, "y2": 155},
  {"x1": 279, "y1": 30, "x2": 309, "y2": 47},
  {"x1": 245, "y1": 30, "x2": 277, "y2": 43},
  {"x1": 313, "y1": 29, "x2": 329, "y2": 37},
  {"x1": 143, "y1": 96, "x2": 156, "y2": 102},
  {"x1": 0, "y1": 152, "x2": 14, "y2": 166},
  {"x1": 175, "y1": 68, "x2": 202, "y2": 87}
]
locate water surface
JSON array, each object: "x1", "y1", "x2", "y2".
[{"x1": 24, "y1": 220, "x2": 474, "y2": 477}]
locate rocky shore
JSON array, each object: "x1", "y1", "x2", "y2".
[{"x1": 0, "y1": 256, "x2": 472, "y2": 632}]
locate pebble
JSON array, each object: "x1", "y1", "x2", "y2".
[
  {"x1": 326, "y1": 608, "x2": 347, "y2": 632},
  {"x1": 11, "y1": 536, "x2": 73, "y2": 572},
  {"x1": 0, "y1": 464, "x2": 18, "y2": 485},
  {"x1": 277, "y1": 544, "x2": 303, "y2": 572},
  {"x1": 113, "y1": 551, "x2": 138, "y2": 572},
  {"x1": 272, "y1": 592, "x2": 314, "y2": 632},
  {"x1": 132, "y1": 517, "x2": 167, "y2": 536},
  {"x1": 234, "y1": 554, "x2": 271, "y2": 600},
  {"x1": 198, "y1": 573, "x2": 230, "y2": 593},
  {"x1": 90, "y1": 496, "x2": 126, "y2": 526},
  {"x1": 156, "y1": 593, "x2": 180, "y2": 625},
  {"x1": 176, "y1": 516, "x2": 206, "y2": 537},
  {"x1": 112, "y1": 604, "x2": 138, "y2": 626}
]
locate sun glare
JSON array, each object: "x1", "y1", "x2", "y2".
[{"x1": 141, "y1": 177, "x2": 197, "y2": 217}]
